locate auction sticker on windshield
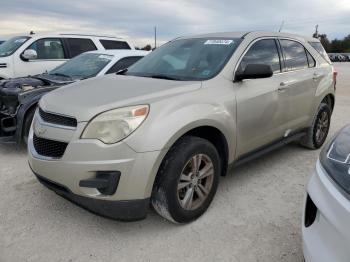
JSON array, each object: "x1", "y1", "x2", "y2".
[
  {"x1": 98, "y1": 55, "x2": 113, "y2": 60},
  {"x1": 14, "y1": 38, "x2": 27, "y2": 43},
  {"x1": 204, "y1": 40, "x2": 234, "y2": 45}
]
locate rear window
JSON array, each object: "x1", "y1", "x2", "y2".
[
  {"x1": 100, "y1": 40, "x2": 131, "y2": 50},
  {"x1": 309, "y1": 41, "x2": 331, "y2": 63},
  {"x1": 280, "y1": 40, "x2": 308, "y2": 71},
  {"x1": 66, "y1": 38, "x2": 97, "y2": 58}
]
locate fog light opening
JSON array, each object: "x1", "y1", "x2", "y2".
[
  {"x1": 79, "y1": 171, "x2": 121, "y2": 196},
  {"x1": 304, "y1": 194, "x2": 318, "y2": 227}
]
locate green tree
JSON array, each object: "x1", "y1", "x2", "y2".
[{"x1": 319, "y1": 34, "x2": 331, "y2": 52}]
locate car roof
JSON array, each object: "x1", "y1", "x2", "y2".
[
  {"x1": 18, "y1": 32, "x2": 124, "y2": 40},
  {"x1": 177, "y1": 31, "x2": 320, "y2": 43}
]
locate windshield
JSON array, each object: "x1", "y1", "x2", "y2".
[
  {"x1": 50, "y1": 53, "x2": 113, "y2": 79},
  {"x1": 0, "y1": 36, "x2": 30, "y2": 57},
  {"x1": 126, "y1": 38, "x2": 242, "y2": 81}
]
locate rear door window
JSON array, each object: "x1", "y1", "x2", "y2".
[
  {"x1": 106, "y1": 56, "x2": 143, "y2": 74},
  {"x1": 239, "y1": 39, "x2": 281, "y2": 73},
  {"x1": 100, "y1": 40, "x2": 131, "y2": 50},
  {"x1": 66, "y1": 38, "x2": 97, "y2": 58},
  {"x1": 27, "y1": 38, "x2": 65, "y2": 59},
  {"x1": 280, "y1": 40, "x2": 308, "y2": 71}
]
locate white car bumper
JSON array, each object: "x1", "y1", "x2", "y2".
[{"x1": 302, "y1": 160, "x2": 350, "y2": 262}]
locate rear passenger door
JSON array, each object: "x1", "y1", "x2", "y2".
[
  {"x1": 64, "y1": 38, "x2": 97, "y2": 58},
  {"x1": 278, "y1": 39, "x2": 317, "y2": 130}
]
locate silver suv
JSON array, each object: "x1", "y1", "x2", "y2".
[{"x1": 28, "y1": 31, "x2": 336, "y2": 223}]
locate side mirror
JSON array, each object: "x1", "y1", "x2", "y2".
[
  {"x1": 235, "y1": 64, "x2": 273, "y2": 81},
  {"x1": 21, "y1": 49, "x2": 38, "y2": 61}
]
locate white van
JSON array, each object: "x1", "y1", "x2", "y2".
[{"x1": 0, "y1": 32, "x2": 134, "y2": 79}]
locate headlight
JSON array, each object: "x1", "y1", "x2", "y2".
[
  {"x1": 81, "y1": 105, "x2": 149, "y2": 144},
  {"x1": 319, "y1": 125, "x2": 350, "y2": 194}
]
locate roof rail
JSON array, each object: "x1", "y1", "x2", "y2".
[
  {"x1": 59, "y1": 33, "x2": 122, "y2": 39},
  {"x1": 241, "y1": 32, "x2": 252, "y2": 39}
]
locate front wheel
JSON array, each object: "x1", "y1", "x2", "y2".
[
  {"x1": 151, "y1": 136, "x2": 221, "y2": 223},
  {"x1": 300, "y1": 103, "x2": 331, "y2": 149}
]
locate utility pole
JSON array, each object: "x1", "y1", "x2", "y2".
[
  {"x1": 154, "y1": 26, "x2": 157, "y2": 49},
  {"x1": 314, "y1": 25, "x2": 319, "y2": 38},
  {"x1": 278, "y1": 21, "x2": 284, "y2": 32}
]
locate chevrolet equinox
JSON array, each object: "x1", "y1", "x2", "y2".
[{"x1": 28, "y1": 32, "x2": 336, "y2": 223}]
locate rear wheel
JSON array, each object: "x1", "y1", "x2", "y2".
[
  {"x1": 23, "y1": 107, "x2": 36, "y2": 144},
  {"x1": 300, "y1": 103, "x2": 331, "y2": 149},
  {"x1": 151, "y1": 136, "x2": 221, "y2": 223}
]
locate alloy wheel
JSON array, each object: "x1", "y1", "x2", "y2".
[
  {"x1": 315, "y1": 111, "x2": 329, "y2": 144},
  {"x1": 177, "y1": 154, "x2": 214, "y2": 210}
]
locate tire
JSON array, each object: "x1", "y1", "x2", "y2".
[
  {"x1": 151, "y1": 136, "x2": 221, "y2": 223},
  {"x1": 23, "y1": 107, "x2": 36, "y2": 145},
  {"x1": 300, "y1": 103, "x2": 331, "y2": 149}
]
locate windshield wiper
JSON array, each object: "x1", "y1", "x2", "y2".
[
  {"x1": 148, "y1": 74, "x2": 181, "y2": 81},
  {"x1": 52, "y1": 73, "x2": 72, "y2": 78}
]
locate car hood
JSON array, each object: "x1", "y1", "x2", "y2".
[{"x1": 40, "y1": 74, "x2": 201, "y2": 122}]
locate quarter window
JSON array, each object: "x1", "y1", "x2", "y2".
[
  {"x1": 306, "y1": 50, "x2": 316, "y2": 68},
  {"x1": 239, "y1": 39, "x2": 281, "y2": 73},
  {"x1": 106, "y1": 56, "x2": 143, "y2": 74},
  {"x1": 309, "y1": 41, "x2": 330, "y2": 63},
  {"x1": 100, "y1": 40, "x2": 131, "y2": 50},
  {"x1": 27, "y1": 38, "x2": 65, "y2": 59},
  {"x1": 66, "y1": 38, "x2": 97, "y2": 58},
  {"x1": 280, "y1": 40, "x2": 308, "y2": 71}
]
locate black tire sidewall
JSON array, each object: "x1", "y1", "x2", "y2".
[
  {"x1": 312, "y1": 103, "x2": 331, "y2": 148},
  {"x1": 156, "y1": 136, "x2": 221, "y2": 223}
]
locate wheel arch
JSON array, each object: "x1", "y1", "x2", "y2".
[
  {"x1": 184, "y1": 126, "x2": 229, "y2": 177},
  {"x1": 15, "y1": 97, "x2": 41, "y2": 143},
  {"x1": 150, "y1": 124, "x2": 230, "y2": 199},
  {"x1": 322, "y1": 93, "x2": 335, "y2": 112}
]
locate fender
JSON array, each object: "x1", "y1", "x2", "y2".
[
  {"x1": 125, "y1": 101, "x2": 236, "y2": 161},
  {"x1": 14, "y1": 93, "x2": 45, "y2": 144}
]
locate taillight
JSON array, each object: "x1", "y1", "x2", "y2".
[{"x1": 333, "y1": 71, "x2": 338, "y2": 90}]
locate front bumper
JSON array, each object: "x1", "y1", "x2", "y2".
[
  {"x1": 302, "y1": 160, "x2": 350, "y2": 262},
  {"x1": 28, "y1": 116, "x2": 164, "y2": 221},
  {"x1": 34, "y1": 172, "x2": 149, "y2": 221}
]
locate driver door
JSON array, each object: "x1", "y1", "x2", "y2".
[
  {"x1": 235, "y1": 38, "x2": 286, "y2": 156},
  {"x1": 15, "y1": 38, "x2": 68, "y2": 77}
]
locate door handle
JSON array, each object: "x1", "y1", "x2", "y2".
[
  {"x1": 313, "y1": 73, "x2": 322, "y2": 81},
  {"x1": 278, "y1": 81, "x2": 290, "y2": 91}
]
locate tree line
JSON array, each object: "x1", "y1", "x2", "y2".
[{"x1": 316, "y1": 34, "x2": 350, "y2": 53}]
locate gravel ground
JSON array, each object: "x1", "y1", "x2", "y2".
[{"x1": 0, "y1": 63, "x2": 349, "y2": 262}]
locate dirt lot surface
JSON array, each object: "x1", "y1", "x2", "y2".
[{"x1": 0, "y1": 63, "x2": 349, "y2": 262}]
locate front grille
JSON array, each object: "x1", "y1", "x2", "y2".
[
  {"x1": 39, "y1": 108, "x2": 77, "y2": 128},
  {"x1": 0, "y1": 63, "x2": 7, "y2": 68},
  {"x1": 33, "y1": 134, "x2": 68, "y2": 158}
]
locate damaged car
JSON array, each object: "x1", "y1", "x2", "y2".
[{"x1": 0, "y1": 49, "x2": 148, "y2": 144}]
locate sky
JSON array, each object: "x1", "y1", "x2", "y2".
[{"x1": 0, "y1": 0, "x2": 350, "y2": 47}]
